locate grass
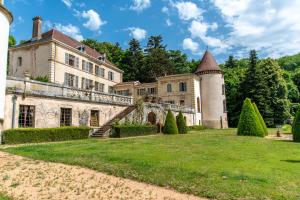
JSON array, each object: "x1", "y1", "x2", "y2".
[
  {"x1": 3, "y1": 129, "x2": 300, "y2": 200},
  {"x1": 0, "y1": 193, "x2": 11, "y2": 200}
]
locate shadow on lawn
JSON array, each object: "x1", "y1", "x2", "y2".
[{"x1": 281, "y1": 160, "x2": 300, "y2": 163}]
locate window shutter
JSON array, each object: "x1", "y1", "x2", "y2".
[
  {"x1": 64, "y1": 73, "x2": 68, "y2": 86},
  {"x1": 75, "y1": 76, "x2": 79, "y2": 88},
  {"x1": 75, "y1": 57, "x2": 79, "y2": 68},
  {"x1": 65, "y1": 53, "x2": 69, "y2": 65}
]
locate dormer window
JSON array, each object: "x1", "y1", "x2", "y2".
[
  {"x1": 77, "y1": 45, "x2": 86, "y2": 53},
  {"x1": 98, "y1": 53, "x2": 106, "y2": 61}
]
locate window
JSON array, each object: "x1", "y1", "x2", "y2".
[
  {"x1": 137, "y1": 88, "x2": 145, "y2": 96},
  {"x1": 167, "y1": 83, "x2": 172, "y2": 93},
  {"x1": 60, "y1": 108, "x2": 72, "y2": 126},
  {"x1": 147, "y1": 88, "x2": 157, "y2": 94},
  {"x1": 88, "y1": 62, "x2": 93, "y2": 73},
  {"x1": 95, "y1": 81, "x2": 104, "y2": 92},
  {"x1": 180, "y1": 100, "x2": 185, "y2": 106},
  {"x1": 108, "y1": 86, "x2": 114, "y2": 94},
  {"x1": 18, "y1": 105, "x2": 35, "y2": 128},
  {"x1": 65, "y1": 53, "x2": 77, "y2": 67},
  {"x1": 222, "y1": 84, "x2": 225, "y2": 95},
  {"x1": 223, "y1": 99, "x2": 227, "y2": 113},
  {"x1": 17, "y1": 57, "x2": 22, "y2": 67},
  {"x1": 82, "y1": 78, "x2": 93, "y2": 90},
  {"x1": 197, "y1": 97, "x2": 201, "y2": 113},
  {"x1": 108, "y1": 71, "x2": 114, "y2": 81},
  {"x1": 117, "y1": 90, "x2": 130, "y2": 96},
  {"x1": 179, "y1": 82, "x2": 187, "y2": 92},
  {"x1": 95, "y1": 66, "x2": 105, "y2": 77},
  {"x1": 64, "y1": 73, "x2": 78, "y2": 88},
  {"x1": 165, "y1": 100, "x2": 175, "y2": 105}
]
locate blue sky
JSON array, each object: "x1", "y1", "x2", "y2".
[{"x1": 5, "y1": 0, "x2": 300, "y2": 63}]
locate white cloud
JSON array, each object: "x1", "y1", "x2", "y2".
[
  {"x1": 212, "y1": 0, "x2": 300, "y2": 57},
  {"x1": 44, "y1": 21, "x2": 84, "y2": 41},
  {"x1": 162, "y1": 6, "x2": 169, "y2": 14},
  {"x1": 166, "y1": 19, "x2": 173, "y2": 26},
  {"x1": 130, "y1": 0, "x2": 151, "y2": 12},
  {"x1": 183, "y1": 38, "x2": 199, "y2": 53},
  {"x1": 173, "y1": 1, "x2": 202, "y2": 21},
  {"x1": 61, "y1": 0, "x2": 72, "y2": 8},
  {"x1": 188, "y1": 20, "x2": 227, "y2": 52},
  {"x1": 127, "y1": 27, "x2": 147, "y2": 40},
  {"x1": 81, "y1": 10, "x2": 106, "y2": 32}
]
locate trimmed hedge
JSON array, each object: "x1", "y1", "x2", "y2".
[
  {"x1": 237, "y1": 98, "x2": 265, "y2": 137},
  {"x1": 2, "y1": 126, "x2": 90, "y2": 144},
  {"x1": 176, "y1": 112, "x2": 188, "y2": 134},
  {"x1": 252, "y1": 103, "x2": 268, "y2": 136},
  {"x1": 111, "y1": 125, "x2": 157, "y2": 138},
  {"x1": 188, "y1": 125, "x2": 206, "y2": 131},
  {"x1": 163, "y1": 110, "x2": 178, "y2": 134},
  {"x1": 292, "y1": 104, "x2": 300, "y2": 142}
]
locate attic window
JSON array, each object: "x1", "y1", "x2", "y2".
[{"x1": 77, "y1": 45, "x2": 86, "y2": 52}]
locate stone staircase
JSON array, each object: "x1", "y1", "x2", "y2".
[{"x1": 91, "y1": 106, "x2": 136, "y2": 138}]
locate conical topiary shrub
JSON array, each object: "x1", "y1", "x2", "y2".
[
  {"x1": 176, "y1": 111, "x2": 188, "y2": 134},
  {"x1": 252, "y1": 103, "x2": 268, "y2": 136},
  {"x1": 163, "y1": 110, "x2": 178, "y2": 134},
  {"x1": 292, "y1": 104, "x2": 300, "y2": 142},
  {"x1": 237, "y1": 98, "x2": 265, "y2": 137}
]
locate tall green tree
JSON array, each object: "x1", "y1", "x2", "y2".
[
  {"x1": 168, "y1": 50, "x2": 191, "y2": 74},
  {"x1": 143, "y1": 35, "x2": 172, "y2": 82},
  {"x1": 9, "y1": 35, "x2": 16, "y2": 47},
  {"x1": 121, "y1": 39, "x2": 144, "y2": 82},
  {"x1": 82, "y1": 39, "x2": 124, "y2": 67},
  {"x1": 224, "y1": 55, "x2": 238, "y2": 68}
]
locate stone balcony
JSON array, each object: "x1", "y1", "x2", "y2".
[{"x1": 6, "y1": 76, "x2": 133, "y2": 106}]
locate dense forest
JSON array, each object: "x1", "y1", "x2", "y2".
[{"x1": 10, "y1": 35, "x2": 300, "y2": 127}]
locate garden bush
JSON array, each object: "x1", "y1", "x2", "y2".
[
  {"x1": 252, "y1": 103, "x2": 268, "y2": 136},
  {"x1": 111, "y1": 124, "x2": 157, "y2": 138},
  {"x1": 188, "y1": 125, "x2": 206, "y2": 131},
  {"x1": 292, "y1": 104, "x2": 300, "y2": 142},
  {"x1": 176, "y1": 112, "x2": 188, "y2": 134},
  {"x1": 163, "y1": 110, "x2": 178, "y2": 134},
  {"x1": 237, "y1": 98, "x2": 265, "y2": 137},
  {"x1": 2, "y1": 126, "x2": 90, "y2": 144}
]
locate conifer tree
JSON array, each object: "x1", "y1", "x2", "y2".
[
  {"x1": 237, "y1": 98, "x2": 265, "y2": 137},
  {"x1": 292, "y1": 105, "x2": 300, "y2": 142},
  {"x1": 163, "y1": 110, "x2": 178, "y2": 134},
  {"x1": 176, "y1": 112, "x2": 188, "y2": 134},
  {"x1": 253, "y1": 103, "x2": 268, "y2": 136}
]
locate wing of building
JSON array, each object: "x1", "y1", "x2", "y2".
[{"x1": 5, "y1": 16, "x2": 228, "y2": 133}]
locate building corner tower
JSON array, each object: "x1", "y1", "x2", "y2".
[
  {"x1": 195, "y1": 50, "x2": 228, "y2": 129},
  {"x1": 0, "y1": 0, "x2": 13, "y2": 141}
]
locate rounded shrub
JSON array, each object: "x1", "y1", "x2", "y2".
[
  {"x1": 237, "y1": 98, "x2": 265, "y2": 137},
  {"x1": 163, "y1": 110, "x2": 178, "y2": 134},
  {"x1": 292, "y1": 104, "x2": 300, "y2": 142},
  {"x1": 252, "y1": 103, "x2": 268, "y2": 136},
  {"x1": 176, "y1": 111, "x2": 188, "y2": 134}
]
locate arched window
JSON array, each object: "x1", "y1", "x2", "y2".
[{"x1": 147, "y1": 112, "x2": 157, "y2": 125}]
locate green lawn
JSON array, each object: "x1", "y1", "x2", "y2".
[
  {"x1": 0, "y1": 194, "x2": 10, "y2": 200},
  {"x1": 3, "y1": 129, "x2": 300, "y2": 200}
]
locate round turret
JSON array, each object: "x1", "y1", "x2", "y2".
[
  {"x1": 195, "y1": 50, "x2": 228, "y2": 129},
  {"x1": 0, "y1": 2, "x2": 13, "y2": 121}
]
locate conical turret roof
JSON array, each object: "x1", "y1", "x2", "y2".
[{"x1": 195, "y1": 50, "x2": 222, "y2": 75}]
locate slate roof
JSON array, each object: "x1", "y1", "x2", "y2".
[{"x1": 195, "y1": 50, "x2": 222, "y2": 74}]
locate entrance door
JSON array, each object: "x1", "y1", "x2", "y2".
[{"x1": 90, "y1": 110, "x2": 99, "y2": 127}]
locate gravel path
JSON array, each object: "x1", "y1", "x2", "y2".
[{"x1": 0, "y1": 151, "x2": 205, "y2": 200}]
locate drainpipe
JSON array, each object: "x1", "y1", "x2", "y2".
[{"x1": 11, "y1": 95, "x2": 17, "y2": 129}]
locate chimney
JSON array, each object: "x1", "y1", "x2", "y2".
[{"x1": 32, "y1": 16, "x2": 42, "y2": 40}]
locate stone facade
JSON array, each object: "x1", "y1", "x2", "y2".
[{"x1": 4, "y1": 15, "x2": 228, "y2": 130}]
